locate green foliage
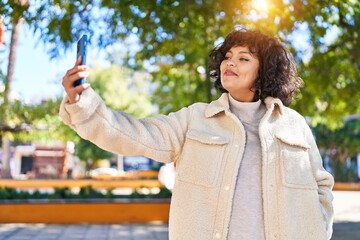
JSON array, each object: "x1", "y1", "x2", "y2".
[
  {"x1": 75, "y1": 139, "x2": 114, "y2": 163},
  {"x1": 77, "y1": 186, "x2": 105, "y2": 199},
  {"x1": 1, "y1": 0, "x2": 360, "y2": 124},
  {"x1": 31, "y1": 189, "x2": 47, "y2": 199},
  {"x1": 1, "y1": 1, "x2": 360, "y2": 182},
  {"x1": 314, "y1": 117, "x2": 360, "y2": 159},
  {"x1": 155, "y1": 186, "x2": 173, "y2": 199},
  {"x1": 48, "y1": 187, "x2": 75, "y2": 199},
  {"x1": 89, "y1": 65, "x2": 155, "y2": 118},
  {"x1": 0, "y1": 96, "x2": 72, "y2": 143},
  {"x1": 0, "y1": 0, "x2": 94, "y2": 58},
  {"x1": 130, "y1": 186, "x2": 172, "y2": 199},
  {"x1": 99, "y1": 0, "x2": 283, "y2": 112},
  {"x1": 0, "y1": 187, "x2": 15, "y2": 199},
  {"x1": 151, "y1": 63, "x2": 214, "y2": 114},
  {"x1": 313, "y1": 117, "x2": 360, "y2": 182},
  {"x1": 330, "y1": 160, "x2": 358, "y2": 183},
  {"x1": 288, "y1": 1, "x2": 360, "y2": 128},
  {"x1": 0, "y1": 186, "x2": 172, "y2": 200}
]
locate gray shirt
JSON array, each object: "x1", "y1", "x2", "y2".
[{"x1": 227, "y1": 95, "x2": 267, "y2": 240}]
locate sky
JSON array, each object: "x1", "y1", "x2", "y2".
[
  {"x1": 1, "y1": 24, "x2": 74, "y2": 103},
  {"x1": 1, "y1": 24, "x2": 107, "y2": 104}
]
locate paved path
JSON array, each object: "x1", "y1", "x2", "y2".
[
  {"x1": 0, "y1": 223, "x2": 168, "y2": 240},
  {"x1": 0, "y1": 191, "x2": 359, "y2": 240},
  {"x1": 331, "y1": 191, "x2": 360, "y2": 240}
]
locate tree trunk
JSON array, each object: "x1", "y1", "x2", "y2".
[
  {"x1": 1, "y1": 1, "x2": 27, "y2": 178},
  {"x1": 4, "y1": 17, "x2": 23, "y2": 102},
  {"x1": 1, "y1": 137, "x2": 12, "y2": 178}
]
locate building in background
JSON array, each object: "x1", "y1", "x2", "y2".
[{"x1": 11, "y1": 144, "x2": 71, "y2": 179}]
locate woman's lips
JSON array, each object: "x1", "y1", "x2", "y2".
[{"x1": 224, "y1": 69, "x2": 238, "y2": 76}]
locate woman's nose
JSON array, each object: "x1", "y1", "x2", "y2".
[{"x1": 226, "y1": 59, "x2": 235, "y2": 66}]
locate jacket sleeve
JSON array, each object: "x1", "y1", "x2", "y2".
[
  {"x1": 59, "y1": 87, "x2": 190, "y2": 163},
  {"x1": 304, "y1": 124, "x2": 334, "y2": 240}
]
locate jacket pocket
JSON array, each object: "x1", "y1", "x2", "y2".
[
  {"x1": 177, "y1": 130, "x2": 228, "y2": 187},
  {"x1": 276, "y1": 132, "x2": 318, "y2": 190}
]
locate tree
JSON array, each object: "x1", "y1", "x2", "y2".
[
  {"x1": 0, "y1": 0, "x2": 29, "y2": 178},
  {"x1": 1, "y1": 0, "x2": 359, "y2": 121},
  {"x1": 3, "y1": 0, "x2": 29, "y2": 102},
  {"x1": 1, "y1": 0, "x2": 359, "y2": 180},
  {"x1": 313, "y1": 116, "x2": 360, "y2": 182},
  {"x1": 89, "y1": 64, "x2": 155, "y2": 117},
  {"x1": 287, "y1": 1, "x2": 360, "y2": 129}
]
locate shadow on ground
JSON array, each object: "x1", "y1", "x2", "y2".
[{"x1": 332, "y1": 221, "x2": 360, "y2": 240}]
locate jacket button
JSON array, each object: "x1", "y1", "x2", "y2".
[
  {"x1": 215, "y1": 233, "x2": 221, "y2": 239},
  {"x1": 224, "y1": 185, "x2": 230, "y2": 191},
  {"x1": 234, "y1": 144, "x2": 239, "y2": 148}
]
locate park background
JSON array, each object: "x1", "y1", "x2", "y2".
[{"x1": 0, "y1": 0, "x2": 359, "y2": 239}]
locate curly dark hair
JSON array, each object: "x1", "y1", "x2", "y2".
[{"x1": 209, "y1": 28, "x2": 303, "y2": 106}]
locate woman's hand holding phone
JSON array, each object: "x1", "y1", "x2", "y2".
[
  {"x1": 62, "y1": 35, "x2": 90, "y2": 104},
  {"x1": 62, "y1": 56, "x2": 90, "y2": 104}
]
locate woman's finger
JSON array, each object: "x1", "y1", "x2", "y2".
[
  {"x1": 75, "y1": 56, "x2": 82, "y2": 66},
  {"x1": 75, "y1": 82, "x2": 90, "y2": 92},
  {"x1": 62, "y1": 67, "x2": 88, "y2": 88},
  {"x1": 68, "y1": 71, "x2": 89, "y2": 85},
  {"x1": 65, "y1": 65, "x2": 88, "y2": 79},
  {"x1": 61, "y1": 62, "x2": 90, "y2": 103},
  {"x1": 67, "y1": 83, "x2": 91, "y2": 104}
]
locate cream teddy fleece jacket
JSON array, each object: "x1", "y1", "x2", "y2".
[{"x1": 60, "y1": 88, "x2": 334, "y2": 240}]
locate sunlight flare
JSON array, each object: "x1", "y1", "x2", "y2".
[{"x1": 252, "y1": 0, "x2": 269, "y2": 13}]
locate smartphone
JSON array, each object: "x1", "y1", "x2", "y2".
[{"x1": 74, "y1": 34, "x2": 88, "y2": 86}]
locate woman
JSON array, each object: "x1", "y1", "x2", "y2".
[{"x1": 60, "y1": 28, "x2": 334, "y2": 240}]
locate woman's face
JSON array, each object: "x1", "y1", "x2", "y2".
[{"x1": 220, "y1": 45, "x2": 259, "y2": 102}]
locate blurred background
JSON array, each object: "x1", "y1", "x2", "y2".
[{"x1": 0, "y1": 0, "x2": 359, "y2": 238}]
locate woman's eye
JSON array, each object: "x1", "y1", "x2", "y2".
[
  {"x1": 224, "y1": 56, "x2": 230, "y2": 60},
  {"x1": 240, "y1": 58, "x2": 249, "y2": 61}
]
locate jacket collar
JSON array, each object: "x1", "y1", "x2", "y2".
[{"x1": 205, "y1": 93, "x2": 284, "y2": 118}]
